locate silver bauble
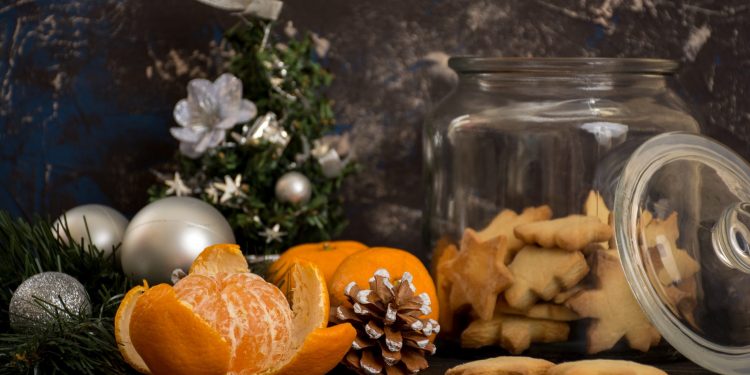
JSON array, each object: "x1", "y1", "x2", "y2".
[
  {"x1": 9, "y1": 272, "x2": 91, "y2": 332},
  {"x1": 274, "y1": 171, "x2": 312, "y2": 205},
  {"x1": 120, "y1": 197, "x2": 236, "y2": 284},
  {"x1": 52, "y1": 204, "x2": 129, "y2": 257}
]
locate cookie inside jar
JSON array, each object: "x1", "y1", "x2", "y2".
[{"x1": 431, "y1": 190, "x2": 700, "y2": 357}]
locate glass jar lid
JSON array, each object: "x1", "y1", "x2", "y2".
[{"x1": 614, "y1": 132, "x2": 750, "y2": 374}]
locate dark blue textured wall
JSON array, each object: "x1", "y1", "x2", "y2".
[{"x1": 1, "y1": 0, "x2": 749, "y2": 253}]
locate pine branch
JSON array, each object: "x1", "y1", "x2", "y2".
[{"x1": 0, "y1": 212, "x2": 133, "y2": 374}]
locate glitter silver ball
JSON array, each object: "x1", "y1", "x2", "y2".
[
  {"x1": 9, "y1": 272, "x2": 91, "y2": 332},
  {"x1": 52, "y1": 204, "x2": 129, "y2": 258},
  {"x1": 274, "y1": 171, "x2": 312, "y2": 205},
  {"x1": 120, "y1": 197, "x2": 236, "y2": 284}
]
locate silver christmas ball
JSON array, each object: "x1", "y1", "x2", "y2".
[
  {"x1": 9, "y1": 272, "x2": 91, "y2": 332},
  {"x1": 275, "y1": 171, "x2": 312, "y2": 205},
  {"x1": 120, "y1": 197, "x2": 236, "y2": 284},
  {"x1": 52, "y1": 204, "x2": 129, "y2": 257}
]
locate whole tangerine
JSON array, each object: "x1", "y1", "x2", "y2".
[
  {"x1": 268, "y1": 241, "x2": 368, "y2": 288},
  {"x1": 329, "y1": 247, "x2": 439, "y2": 323}
]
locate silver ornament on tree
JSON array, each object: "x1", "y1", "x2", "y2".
[
  {"x1": 52, "y1": 204, "x2": 129, "y2": 257},
  {"x1": 275, "y1": 171, "x2": 312, "y2": 205},
  {"x1": 9, "y1": 272, "x2": 91, "y2": 332},
  {"x1": 120, "y1": 196, "x2": 236, "y2": 284},
  {"x1": 231, "y1": 112, "x2": 290, "y2": 156}
]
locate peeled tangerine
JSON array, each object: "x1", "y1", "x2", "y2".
[{"x1": 115, "y1": 244, "x2": 356, "y2": 375}]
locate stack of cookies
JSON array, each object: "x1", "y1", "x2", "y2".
[{"x1": 433, "y1": 191, "x2": 700, "y2": 354}]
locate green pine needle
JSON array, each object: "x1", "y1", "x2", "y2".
[
  {"x1": 150, "y1": 19, "x2": 355, "y2": 255},
  {"x1": 0, "y1": 212, "x2": 134, "y2": 374}
]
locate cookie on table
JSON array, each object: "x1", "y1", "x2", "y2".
[
  {"x1": 547, "y1": 359, "x2": 667, "y2": 375},
  {"x1": 446, "y1": 356, "x2": 553, "y2": 375}
]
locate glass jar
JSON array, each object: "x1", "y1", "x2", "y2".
[{"x1": 425, "y1": 57, "x2": 750, "y2": 373}]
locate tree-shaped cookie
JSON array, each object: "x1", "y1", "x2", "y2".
[
  {"x1": 476, "y1": 205, "x2": 553, "y2": 261},
  {"x1": 443, "y1": 229, "x2": 514, "y2": 321},
  {"x1": 505, "y1": 246, "x2": 589, "y2": 311},
  {"x1": 514, "y1": 215, "x2": 612, "y2": 252},
  {"x1": 566, "y1": 249, "x2": 661, "y2": 353}
]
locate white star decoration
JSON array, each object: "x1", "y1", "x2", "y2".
[
  {"x1": 204, "y1": 184, "x2": 220, "y2": 204},
  {"x1": 214, "y1": 174, "x2": 247, "y2": 204},
  {"x1": 259, "y1": 224, "x2": 286, "y2": 243},
  {"x1": 164, "y1": 172, "x2": 191, "y2": 197}
]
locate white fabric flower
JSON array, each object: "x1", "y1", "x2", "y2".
[{"x1": 171, "y1": 73, "x2": 257, "y2": 158}]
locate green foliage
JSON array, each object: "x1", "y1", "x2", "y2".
[
  {"x1": 150, "y1": 19, "x2": 354, "y2": 254},
  {"x1": 0, "y1": 212, "x2": 134, "y2": 374}
]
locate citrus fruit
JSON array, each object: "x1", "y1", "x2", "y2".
[
  {"x1": 189, "y1": 243, "x2": 249, "y2": 276},
  {"x1": 329, "y1": 247, "x2": 440, "y2": 323},
  {"x1": 115, "y1": 281, "x2": 151, "y2": 374},
  {"x1": 268, "y1": 241, "x2": 367, "y2": 288},
  {"x1": 115, "y1": 244, "x2": 355, "y2": 375},
  {"x1": 272, "y1": 261, "x2": 356, "y2": 375},
  {"x1": 172, "y1": 270, "x2": 293, "y2": 373},
  {"x1": 286, "y1": 261, "x2": 329, "y2": 333},
  {"x1": 273, "y1": 324, "x2": 356, "y2": 375},
  {"x1": 131, "y1": 283, "x2": 233, "y2": 375}
]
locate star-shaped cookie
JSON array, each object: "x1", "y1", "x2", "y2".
[
  {"x1": 444, "y1": 229, "x2": 514, "y2": 321},
  {"x1": 566, "y1": 249, "x2": 661, "y2": 353}
]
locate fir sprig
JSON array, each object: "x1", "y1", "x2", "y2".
[
  {"x1": 150, "y1": 18, "x2": 355, "y2": 255},
  {"x1": 0, "y1": 212, "x2": 133, "y2": 374}
]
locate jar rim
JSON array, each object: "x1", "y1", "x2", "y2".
[{"x1": 448, "y1": 57, "x2": 678, "y2": 74}]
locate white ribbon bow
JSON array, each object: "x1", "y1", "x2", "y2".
[{"x1": 193, "y1": 0, "x2": 284, "y2": 20}]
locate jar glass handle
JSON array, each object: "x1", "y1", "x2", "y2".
[{"x1": 712, "y1": 202, "x2": 750, "y2": 273}]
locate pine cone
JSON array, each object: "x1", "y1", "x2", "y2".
[{"x1": 332, "y1": 269, "x2": 439, "y2": 375}]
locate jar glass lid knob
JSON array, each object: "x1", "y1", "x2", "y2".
[{"x1": 713, "y1": 202, "x2": 750, "y2": 273}]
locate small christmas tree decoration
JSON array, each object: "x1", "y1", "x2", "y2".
[
  {"x1": 332, "y1": 269, "x2": 439, "y2": 375},
  {"x1": 9, "y1": 272, "x2": 92, "y2": 332}
]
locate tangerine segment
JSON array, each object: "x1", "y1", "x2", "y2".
[
  {"x1": 114, "y1": 282, "x2": 151, "y2": 374},
  {"x1": 268, "y1": 241, "x2": 368, "y2": 287},
  {"x1": 189, "y1": 243, "x2": 248, "y2": 276},
  {"x1": 130, "y1": 284, "x2": 230, "y2": 375},
  {"x1": 329, "y1": 247, "x2": 440, "y2": 322},
  {"x1": 288, "y1": 261, "x2": 329, "y2": 347},
  {"x1": 174, "y1": 272, "x2": 293, "y2": 375},
  {"x1": 272, "y1": 323, "x2": 357, "y2": 375}
]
